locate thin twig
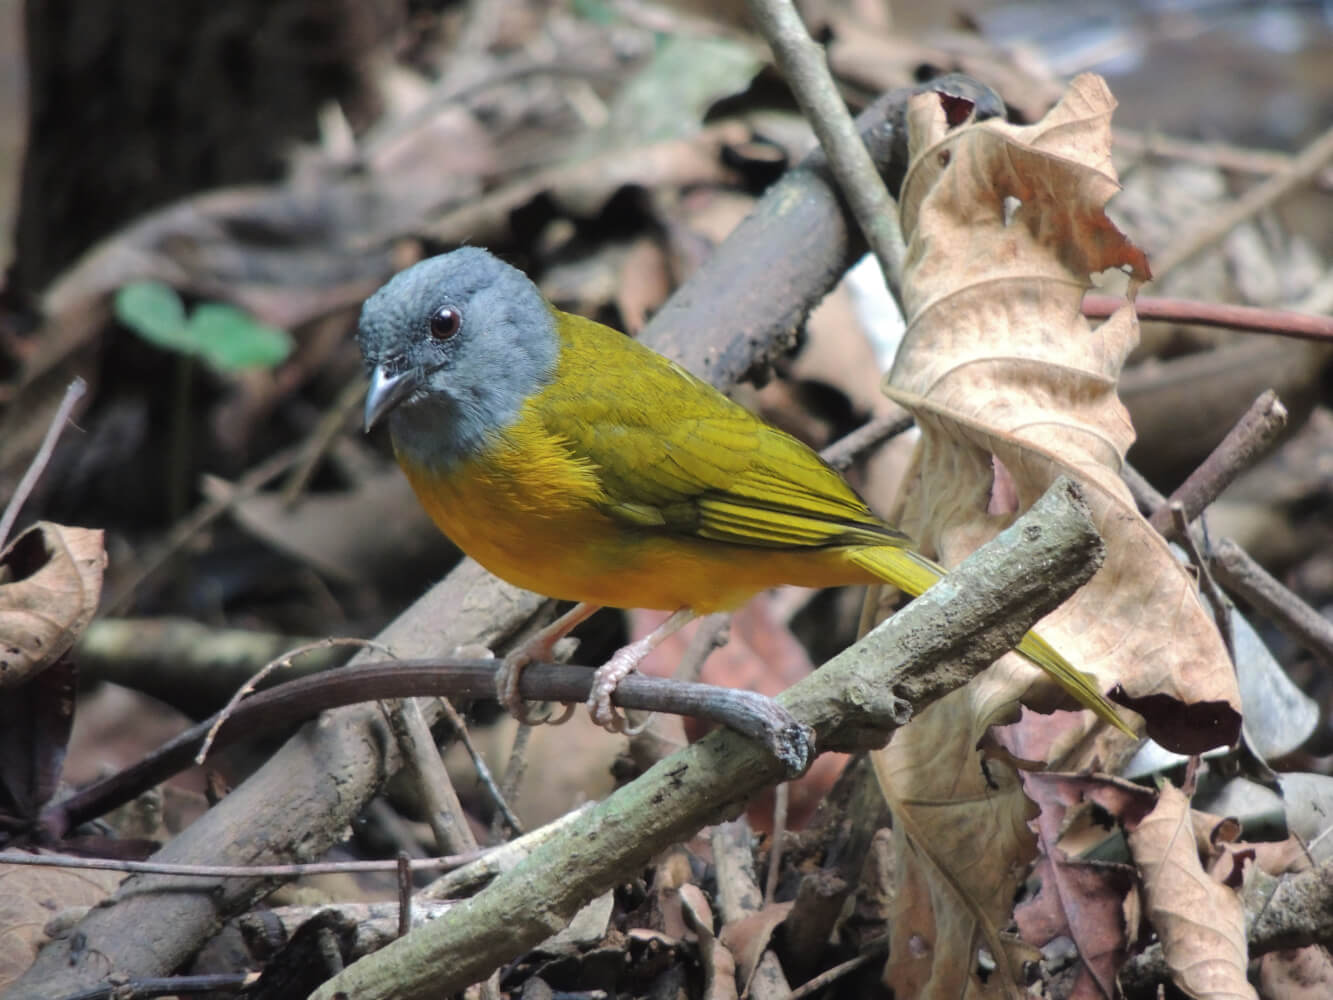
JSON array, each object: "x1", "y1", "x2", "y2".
[
  {"x1": 435, "y1": 695, "x2": 525, "y2": 838},
  {"x1": 494, "y1": 721, "x2": 533, "y2": 844},
  {"x1": 1112, "y1": 127, "x2": 1333, "y2": 189},
  {"x1": 764, "y1": 783, "x2": 789, "y2": 906},
  {"x1": 196, "y1": 637, "x2": 392, "y2": 764},
  {"x1": 820, "y1": 410, "x2": 915, "y2": 471},
  {"x1": 787, "y1": 946, "x2": 883, "y2": 1000},
  {"x1": 1084, "y1": 293, "x2": 1333, "y2": 344},
  {"x1": 1124, "y1": 460, "x2": 1333, "y2": 668},
  {"x1": 384, "y1": 695, "x2": 479, "y2": 857},
  {"x1": 56, "y1": 972, "x2": 255, "y2": 999},
  {"x1": 1169, "y1": 503, "x2": 1234, "y2": 663},
  {"x1": 672, "y1": 612, "x2": 731, "y2": 685},
  {"x1": 1151, "y1": 122, "x2": 1333, "y2": 281},
  {"x1": 1211, "y1": 538, "x2": 1333, "y2": 668},
  {"x1": 281, "y1": 376, "x2": 367, "y2": 504},
  {"x1": 47, "y1": 659, "x2": 815, "y2": 834},
  {"x1": 1146, "y1": 390, "x2": 1288, "y2": 538},
  {"x1": 396, "y1": 852, "x2": 412, "y2": 938},
  {"x1": 0, "y1": 850, "x2": 479, "y2": 878},
  {"x1": 0, "y1": 376, "x2": 87, "y2": 549},
  {"x1": 746, "y1": 0, "x2": 907, "y2": 296}
]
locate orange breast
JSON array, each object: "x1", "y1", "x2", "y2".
[{"x1": 396, "y1": 414, "x2": 877, "y2": 613}]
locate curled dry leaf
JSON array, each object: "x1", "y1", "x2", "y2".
[
  {"x1": 680, "y1": 883, "x2": 740, "y2": 1000},
  {"x1": 1127, "y1": 783, "x2": 1256, "y2": 1000},
  {"x1": 0, "y1": 523, "x2": 106, "y2": 688},
  {"x1": 872, "y1": 74, "x2": 1241, "y2": 998},
  {"x1": 886, "y1": 71, "x2": 1238, "y2": 749}
]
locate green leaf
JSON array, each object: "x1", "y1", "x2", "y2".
[
  {"x1": 590, "y1": 35, "x2": 764, "y2": 148},
  {"x1": 187, "y1": 304, "x2": 294, "y2": 372},
  {"x1": 571, "y1": 0, "x2": 617, "y2": 24},
  {"x1": 114, "y1": 281, "x2": 191, "y2": 351}
]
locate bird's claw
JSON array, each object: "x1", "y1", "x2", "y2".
[{"x1": 496, "y1": 648, "x2": 576, "y2": 726}]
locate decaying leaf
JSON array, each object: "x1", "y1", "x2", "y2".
[
  {"x1": 1016, "y1": 773, "x2": 1141, "y2": 998},
  {"x1": 0, "y1": 524, "x2": 106, "y2": 688},
  {"x1": 871, "y1": 73, "x2": 1241, "y2": 998},
  {"x1": 680, "y1": 884, "x2": 739, "y2": 1000},
  {"x1": 1127, "y1": 783, "x2": 1256, "y2": 1000}
]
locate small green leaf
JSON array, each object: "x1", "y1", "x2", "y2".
[
  {"x1": 571, "y1": 0, "x2": 617, "y2": 24},
  {"x1": 114, "y1": 282, "x2": 191, "y2": 351},
  {"x1": 187, "y1": 304, "x2": 294, "y2": 372}
]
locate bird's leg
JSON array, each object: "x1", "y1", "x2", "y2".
[
  {"x1": 497, "y1": 602, "x2": 601, "y2": 724},
  {"x1": 588, "y1": 608, "x2": 696, "y2": 732}
]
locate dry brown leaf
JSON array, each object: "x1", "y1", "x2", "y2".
[
  {"x1": 871, "y1": 74, "x2": 1240, "y2": 999},
  {"x1": 681, "y1": 883, "x2": 739, "y2": 1000},
  {"x1": 1016, "y1": 773, "x2": 1139, "y2": 998},
  {"x1": 1127, "y1": 783, "x2": 1256, "y2": 1000},
  {"x1": 0, "y1": 524, "x2": 106, "y2": 688},
  {"x1": 717, "y1": 901, "x2": 794, "y2": 990},
  {"x1": 886, "y1": 71, "x2": 1237, "y2": 748}
]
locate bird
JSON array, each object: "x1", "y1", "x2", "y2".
[{"x1": 357, "y1": 247, "x2": 1131, "y2": 736}]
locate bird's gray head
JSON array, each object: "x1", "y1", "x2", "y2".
[{"x1": 357, "y1": 247, "x2": 559, "y2": 467}]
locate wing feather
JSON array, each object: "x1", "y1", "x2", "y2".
[{"x1": 532, "y1": 313, "x2": 911, "y2": 552}]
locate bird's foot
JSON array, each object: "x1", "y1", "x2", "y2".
[
  {"x1": 495, "y1": 647, "x2": 574, "y2": 726},
  {"x1": 495, "y1": 602, "x2": 599, "y2": 726},
  {"x1": 586, "y1": 641, "x2": 652, "y2": 733},
  {"x1": 586, "y1": 608, "x2": 697, "y2": 733}
]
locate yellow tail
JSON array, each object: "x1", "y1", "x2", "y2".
[{"x1": 847, "y1": 545, "x2": 1135, "y2": 736}]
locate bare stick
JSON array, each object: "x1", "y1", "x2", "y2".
[
  {"x1": 1169, "y1": 503, "x2": 1234, "y2": 662},
  {"x1": 384, "y1": 697, "x2": 479, "y2": 857},
  {"x1": 104, "y1": 443, "x2": 303, "y2": 613},
  {"x1": 1126, "y1": 465, "x2": 1333, "y2": 665},
  {"x1": 1211, "y1": 539, "x2": 1333, "y2": 667},
  {"x1": 46, "y1": 658, "x2": 817, "y2": 834},
  {"x1": 1112, "y1": 127, "x2": 1333, "y2": 188},
  {"x1": 0, "y1": 851, "x2": 477, "y2": 878},
  {"x1": 746, "y1": 0, "x2": 906, "y2": 295},
  {"x1": 196, "y1": 637, "x2": 392, "y2": 764},
  {"x1": 435, "y1": 695, "x2": 525, "y2": 838},
  {"x1": 672, "y1": 612, "x2": 731, "y2": 685},
  {"x1": 0, "y1": 376, "x2": 87, "y2": 549},
  {"x1": 820, "y1": 410, "x2": 915, "y2": 471},
  {"x1": 1146, "y1": 390, "x2": 1287, "y2": 538},
  {"x1": 788, "y1": 948, "x2": 882, "y2": 1000},
  {"x1": 396, "y1": 852, "x2": 413, "y2": 938},
  {"x1": 764, "y1": 783, "x2": 789, "y2": 906},
  {"x1": 1151, "y1": 122, "x2": 1333, "y2": 281},
  {"x1": 1084, "y1": 294, "x2": 1333, "y2": 344}
]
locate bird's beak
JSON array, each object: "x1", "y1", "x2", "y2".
[{"x1": 364, "y1": 364, "x2": 422, "y2": 431}]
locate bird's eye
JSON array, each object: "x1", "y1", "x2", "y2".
[{"x1": 429, "y1": 306, "x2": 461, "y2": 341}]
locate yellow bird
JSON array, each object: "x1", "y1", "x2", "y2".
[{"x1": 358, "y1": 248, "x2": 1130, "y2": 736}]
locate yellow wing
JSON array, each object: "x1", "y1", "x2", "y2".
[{"x1": 536, "y1": 311, "x2": 911, "y2": 552}]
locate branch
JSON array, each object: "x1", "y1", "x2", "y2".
[
  {"x1": 45, "y1": 659, "x2": 814, "y2": 835},
  {"x1": 746, "y1": 0, "x2": 905, "y2": 294},
  {"x1": 309, "y1": 479, "x2": 1105, "y2": 1000}
]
